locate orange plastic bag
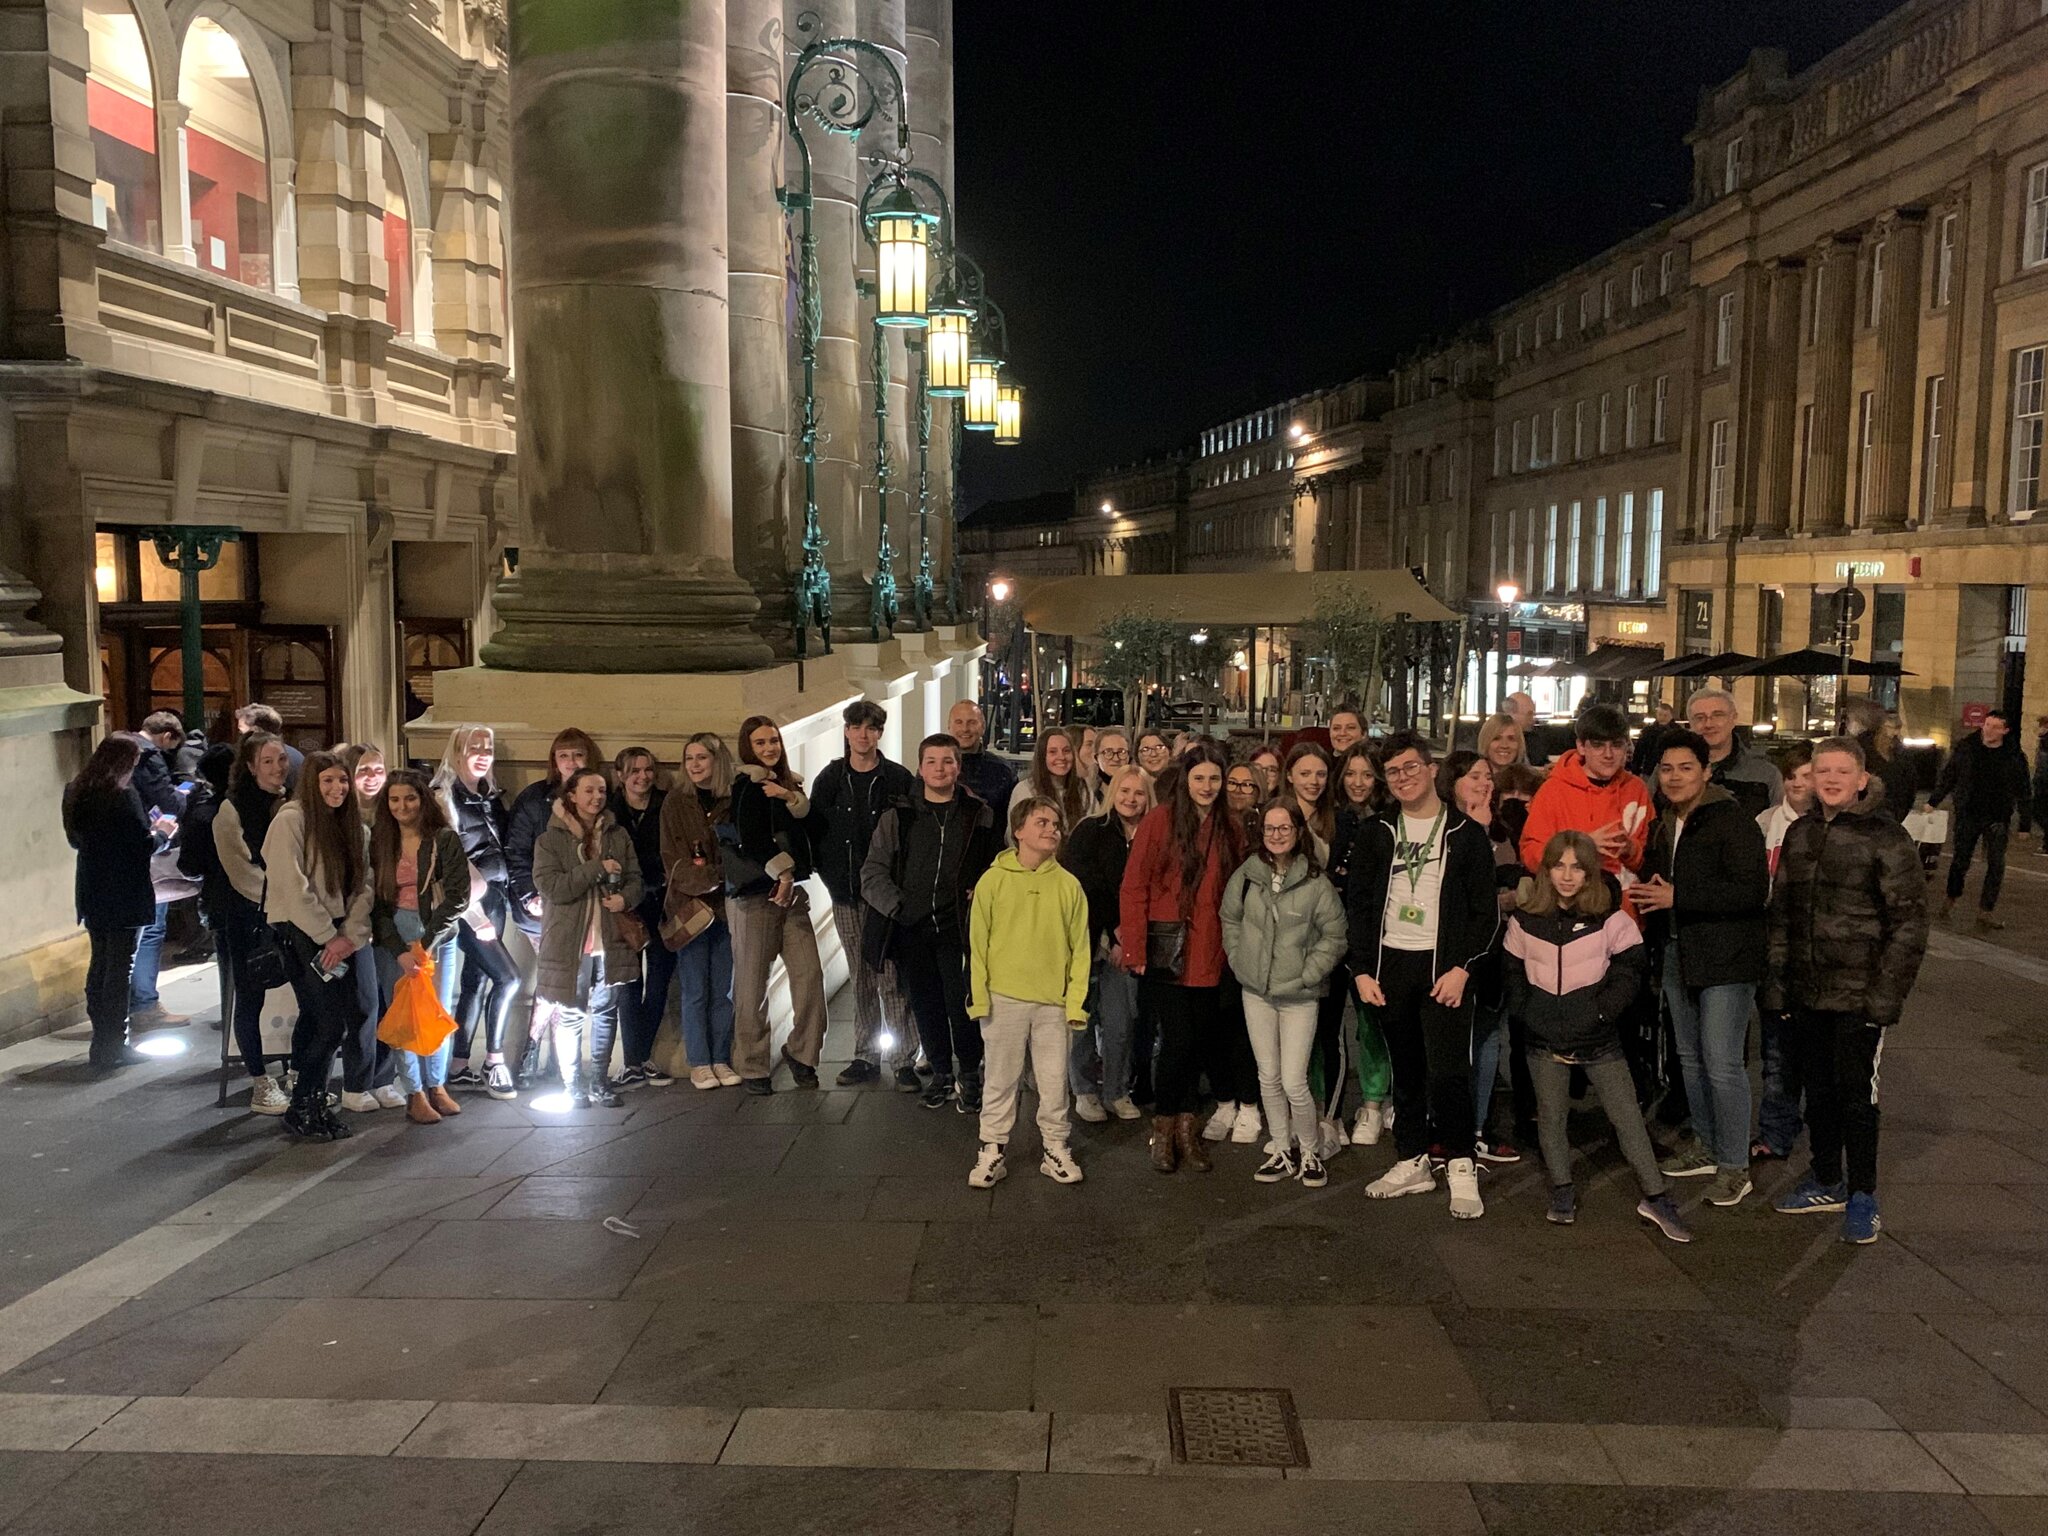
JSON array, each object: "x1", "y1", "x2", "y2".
[{"x1": 375, "y1": 944, "x2": 458, "y2": 1056}]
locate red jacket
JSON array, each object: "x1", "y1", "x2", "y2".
[
  {"x1": 1518, "y1": 748, "x2": 1654, "y2": 877},
  {"x1": 1118, "y1": 803, "x2": 1242, "y2": 988}
]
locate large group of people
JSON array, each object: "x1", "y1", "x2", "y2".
[{"x1": 61, "y1": 682, "x2": 1975, "y2": 1245}]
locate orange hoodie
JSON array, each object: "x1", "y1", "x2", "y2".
[{"x1": 1518, "y1": 748, "x2": 1655, "y2": 878}]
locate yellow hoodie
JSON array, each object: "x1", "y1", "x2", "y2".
[{"x1": 968, "y1": 849, "x2": 1092, "y2": 1022}]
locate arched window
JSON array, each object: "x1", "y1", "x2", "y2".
[
  {"x1": 83, "y1": 0, "x2": 161, "y2": 251},
  {"x1": 382, "y1": 140, "x2": 414, "y2": 336},
  {"x1": 179, "y1": 18, "x2": 272, "y2": 289}
]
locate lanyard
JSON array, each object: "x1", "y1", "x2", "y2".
[{"x1": 1395, "y1": 809, "x2": 1444, "y2": 898}]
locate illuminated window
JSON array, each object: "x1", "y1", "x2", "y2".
[
  {"x1": 383, "y1": 140, "x2": 414, "y2": 337},
  {"x1": 83, "y1": 0, "x2": 161, "y2": 251},
  {"x1": 179, "y1": 19, "x2": 274, "y2": 289},
  {"x1": 2012, "y1": 346, "x2": 2045, "y2": 518}
]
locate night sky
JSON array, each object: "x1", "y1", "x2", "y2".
[{"x1": 951, "y1": 0, "x2": 1912, "y2": 509}]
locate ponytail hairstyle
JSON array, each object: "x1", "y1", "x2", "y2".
[{"x1": 291, "y1": 750, "x2": 366, "y2": 902}]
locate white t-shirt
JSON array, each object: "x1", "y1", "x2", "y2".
[{"x1": 1382, "y1": 810, "x2": 1447, "y2": 953}]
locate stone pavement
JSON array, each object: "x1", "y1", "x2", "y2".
[{"x1": 0, "y1": 878, "x2": 2044, "y2": 1535}]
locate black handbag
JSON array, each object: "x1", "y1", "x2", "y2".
[
  {"x1": 1145, "y1": 920, "x2": 1188, "y2": 982},
  {"x1": 229, "y1": 905, "x2": 288, "y2": 991}
]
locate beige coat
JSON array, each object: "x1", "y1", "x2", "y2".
[{"x1": 532, "y1": 800, "x2": 645, "y2": 1004}]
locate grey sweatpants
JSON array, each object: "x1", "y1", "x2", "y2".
[{"x1": 1529, "y1": 1051, "x2": 1668, "y2": 1198}]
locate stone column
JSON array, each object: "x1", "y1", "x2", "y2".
[
  {"x1": 906, "y1": 0, "x2": 953, "y2": 619},
  {"x1": 482, "y1": 0, "x2": 771, "y2": 672},
  {"x1": 862, "y1": 0, "x2": 912, "y2": 611},
  {"x1": 1802, "y1": 235, "x2": 1859, "y2": 534},
  {"x1": 1943, "y1": 162, "x2": 2000, "y2": 526},
  {"x1": 1752, "y1": 256, "x2": 1804, "y2": 537},
  {"x1": 728, "y1": 0, "x2": 793, "y2": 650},
  {"x1": 1866, "y1": 209, "x2": 1925, "y2": 531},
  {"x1": 0, "y1": 0, "x2": 102, "y2": 362}
]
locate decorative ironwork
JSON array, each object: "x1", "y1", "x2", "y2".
[
  {"x1": 869, "y1": 315, "x2": 899, "y2": 639},
  {"x1": 142, "y1": 525, "x2": 240, "y2": 729},
  {"x1": 911, "y1": 336, "x2": 935, "y2": 629}
]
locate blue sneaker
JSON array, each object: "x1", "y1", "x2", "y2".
[
  {"x1": 1772, "y1": 1178, "x2": 1848, "y2": 1215},
  {"x1": 1841, "y1": 1192, "x2": 1882, "y2": 1244}
]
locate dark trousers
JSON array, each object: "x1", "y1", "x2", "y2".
[
  {"x1": 1313, "y1": 981, "x2": 1351, "y2": 1121},
  {"x1": 84, "y1": 924, "x2": 141, "y2": 1058},
  {"x1": 1785, "y1": 1007, "x2": 1884, "y2": 1196},
  {"x1": 282, "y1": 932, "x2": 366, "y2": 1102},
  {"x1": 1376, "y1": 947, "x2": 1476, "y2": 1159},
  {"x1": 896, "y1": 922, "x2": 979, "y2": 1081},
  {"x1": 219, "y1": 918, "x2": 272, "y2": 1077},
  {"x1": 343, "y1": 954, "x2": 395, "y2": 1093},
  {"x1": 450, "y1": 885, "x2": 522, "y2": 1059},
  {"x1": 1948, "y1": 816, "x2": 2009, "y2": 911},
  {"x1": 1141, "y1": 976, "x2": 1221, "y2": 1116},
  {"x1": 619, "y1": 893, "x2": 678, "y2": 1066},
  {"x1": 1208, "y1": 974, "x2": 1259, "y2": 1105}
]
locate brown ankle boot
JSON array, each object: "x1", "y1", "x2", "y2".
[
  {"x1": 1175, "y1": 1112, "x2": 1213, "y2": 1173},
  {"x1": 427, "y1": 1085, "x2": 461, "y2": 1116},
  {"x1": 406, "y1": 1092, "x2": 441, "y2": 1125},
  {"x1": 1149, "y1": 1115, "x2": 1180, "y2": 1174}
]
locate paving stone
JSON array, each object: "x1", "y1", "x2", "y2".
[
  {"x1": 477, "y1": 1176, "x2": 653, "y2": 1220},
  {"x1": 129, "y1": 1217, "x2": 428, "y2": 1303},
  {"x1": 599, "y1": 1302, "x2": 1035, "y2": 1410},
  {"x1": 726, "y1": 1089, "x2": 862, "y2": 1124},
  {"x1": 630, "y1": 1220, "x2": 923, "y2": 1303},
  {"x1": 189, "y1": 1296, "x2": 656, "y2": 1403},
  {"x1": 1593, "y1": 1425, "x2": 1962, "y2": 1492},
  {"x1": 542, "y1": 1122, "x2": 802, "y2": 1178},
  {"x1": 78, "y1": 1394, "x2": 432, "y2": 1456},
  {"x1": 472, "y1": 1124, "x2": 647, "y2": 1180},
  {"x1": 719, "y1": 1405, "x2": 1047, "y2": 1471},
  {"x1": 1031, "y1": 1303, "x2": 1486, "y2": 1420},
  {"x1": 0, "y1": 1297, "x2": 295, "y2": 1396},
  {"x1": 1920, "y1": 1435, "x2": 2048, "y2": 1497},
  {"x1": 625, "y1": 1174, "x2": 876, "y2": 1223},
  {"x1": 0, "y1": 1451, "x2": 91, "y2": 1528},
  {"x1": 1882, "y1": 1131, "x2": 2048, "y2": 1186},
  {"x1": 1470, "y1": 1485, "x2": 2005, "y2": 1536},
  {"x1": 1, "y1": 1451, "x2": 517, "y2": 1536},
  {"x1": 1973, "y1": 1496, "x2": 2048, "y2": 1535},
  {"x1": 1433, "y1": 1226, "x2": 1712, "y2": 1311},
  {"x1": 226, "y1": 1218, "x2": 435, "y2": 1298},
  {"x1": 1932, "y1": 1317, "x2": 2048, "y2": 1417},
  {"x1": 773, "y1": 1119, "x2": 978, "y2": 1179},
  {"x1": 1013, "y1": 1473, "x2": 1487, "y2": 1535},
  {"x1": 334, "y1": 1129, "x2": 534, "y2": 1180},
  {"x1": 910, "y1": 1220, "x2": 1208, "y2": 1304},
  {"x1": 1047, "y1": 1412, "x2": 1282, "y2": 1477},
  {"x1": 1806, "y1": 1237, "x2": 1995, "y2": 1315},
  {"x1": 1294, "y1": 1419, "x2": 1620, "y2": 1484},
  {"x1": 0, "y1": 1393, "x2": 128, "y2": 1451},
  {"x1": 1876, "y1": 1184, "x2": 2048, "y2": 1235},
  {"x1": 254, "y1": 1176, "x2": 516, "y2": 1226},
  {"x1": 866, "y1": 1175, "x2": 995, "y2": 1223},
  {"x1": 397, "y1": 1401, "x2": 736, "y2": 1463},
  {"x1": 1775, "y1": 1396, "x2": 1900, "y2": 1429},
  {"x1": 361, "y1": 1217, "x2": 664, "y2": 1299},
  {"x1": 472, "y1": 1462, "x2": 1017, "y2": 1536},
  {"x1": 1898, "y1": 1231, "x2": 2048, "y2": 1315},
  {"x1": 1200, "y1": 1225, "x2": 1462, "y2": 1305}
]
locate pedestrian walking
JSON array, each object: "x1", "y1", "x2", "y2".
[
  {"x1": 1632, "y1": 729, "x2": 1771, "y2": 1210},
  {"x1": 1504, "y1": 830, "x2": 1690, "y2": 1242},
  {"x1": 811, "y1": 701, "x2": 918, "y2": 1087},
  {"x1": 965, "y1": 797, "x2": 1093, "y2": 1188},
  {"x1": 1931, "y1": 709, "x2": 2030, "y2": 932},
  {"x1": 1347, "y1": 731, "x2": 1499, "y2": 1219},
  {"x1": 1221, "y1": 798, "x2": 1348, "y2": 1187},
  {"x1": 1766, "y1": 736, "x2": 1930, "y2": 1243}
]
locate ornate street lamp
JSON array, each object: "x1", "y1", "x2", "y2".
[
  {"x1": 142, "y1": 525, "x2": 239, "y2": 728},
  {"x1": 925, "y1": 297, "x2": 972, "y2": 396},
  {"x1": 864, "y1": 180, "x2": 938, "y2": 327},
  {"x1": 994, "y1": 381, "x2": 1024, "y2": 445},
  {"x1": 964, "y1": 357, "x2": 1001, "y2": 431}
]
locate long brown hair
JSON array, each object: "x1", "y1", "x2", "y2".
[
  {"x1": 63, "y1": 733, "x2": 145, "y2": 835},
  {"x1": 1282, "y1": 741, "x2": 1336, "y2": 850},
  {"x1": 1157, "y1": 741, "x2": 1243, "y2": 913},
  {"x1": 369, "y1": 768, "x2": 449, "y2": 904},
  {"x1": 1027, "y1": 726, "x2": 1088, "y2": 827},
  {"x1": 1256, "y1": 795, "x2": 1324, "y2": 880},
  {"x1": 292, "y1": 750, "x2": 366, "y2": 901},
  {"x1": 737, "y1": 715, "x2": 797, "y2": 790},
  {"x1": 230, "y1": 729, "x2": 283, "y2": 792}
]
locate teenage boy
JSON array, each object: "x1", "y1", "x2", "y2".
[
  {"x1": 1519, "y1": 703, "x2": 1656, "y2": 883},
  {"x1": 812, "y1": 701, "x2": 918, "y2": 1087},
  {"x1": 863, "y1": 734, "x2": 1002, "y2": 1112},
  {"x1": 1765, "y1": 737, "x2": 1928, "y2": 1244},
  {"x1": 965, "y1": 797, "x2": 1092, "y2": 1188},
  {"x1": 1346, "y1": 731, "x2": 1501, "y2": 1219}
]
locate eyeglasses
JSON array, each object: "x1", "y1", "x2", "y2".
[
  {"x1": 1384, "y1": 760, "x2": 1430, "y2": 780},
  {"x1": 1262, "y1": 824, "x2": 1294, "y2": 838}
]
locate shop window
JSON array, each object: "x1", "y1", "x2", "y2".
[
  {"x1": 179, "y1": 19, "x2": 273, "y2": 289},
  {"x1": 83, "y1": 0, "x2": 161, "y2": 251},
  {"x1": 383, "y1": 140, "x2": 415, "y2": 337},
  {"x1": 135, "y1": 534, "x2": 248, "y2": 603}
]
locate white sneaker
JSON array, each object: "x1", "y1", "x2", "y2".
[
  {"x1": 967, "y1": 1143, "x2": 1008, "y2": 1189},
  {"x1": 1445, "y1": 1156, "x2": 1484, "y2": 1220},
  {"x1": 372, "y1": 1084, "x2": 408, "y2": 1109},
  {"x1": 1367, "y1": 1153, "x2": 1437, "y2": 1200},
  {"x1": 1352, "y1": 1102, "x2": 1386, "y2": 1146},
  {"x1": 338, "y1": 1089, "x2": 380, "y2": 1113},
  {"x1": 1108, "y1": 1096, "x2": 1143, "y2": 1121},
  {"x1": 1072, "y1": 1093, "x2": 1109, "y2": 1124},
  {"x1": 248, "y1": 1075, "x2": 290, "y2": 1116},
  {"x1": 1230, "y1": 1103, "x2": 1263, "y2": 1144},
  {"x1": 1202, "y1": 1102, "x2": 1237, "y2": 1141},
  {"x1": 1040, "y1": 1146, "x2": 1084, "y2": 1184}
]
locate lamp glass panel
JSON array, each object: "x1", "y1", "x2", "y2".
[
  {"x1": 875, "y1": 216, "x2": 929, "y2": 324},
  {"x1": 928, "y1": 310, "x2": 970, "y2": 395},
  {"x1": 965, "y1": 359, "x2": 1000, "y2": 429},
  {"x1": 995, "y1": 384, "x2": 1023, "y2": 444}
]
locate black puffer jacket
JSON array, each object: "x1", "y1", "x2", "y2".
[
  {"x1": 1064, "y1": 812, "x2": 1136, "y2": 947},
  {"x1": 1640, "y1": 785, "x2": 1771, "y2": 988},
  {"x1": 1763, "y1": 790, "x2": 1928, "y2": 1025},
  {"x1": 861, "y1": 789, "x2": 1000, "y2": 944},
  {"x1": 445, "y1": 775, "x2": 511, "y2": 888},
  {"x1": 504, "y1": 779, "x2": 555, "y2": 908},
  {"x1": 1503, "y1": 906, "x2": 1647, "y2": 1059},
  {"x1": 810, "y1": 755, "x2": 916, "y2": 902}
]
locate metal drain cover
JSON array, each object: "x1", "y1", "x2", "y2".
[{"x1": 1167, "y1": 1386, "x2": 1309, "y2": 1468}]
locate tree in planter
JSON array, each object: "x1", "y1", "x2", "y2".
[
  {"x1": 1301, "y1": 588, "x2": 1390, "y2": 724},
  {"x1": 1093, "y1": 609, "x2": 1180, "y2": 731}
]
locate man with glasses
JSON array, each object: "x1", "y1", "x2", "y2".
[
  {"x1": 1686, "y1": 688, "x2": 1782, "y2": 819},
  {"x1": 1345, "y1": 732, "x2": 1501, "y2": 1219}
]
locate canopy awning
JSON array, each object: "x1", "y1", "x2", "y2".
[
  {"x1": 1725, "y1": 647, "x2": 1912, "y2": 678},
  {"x1": 1015, "y1": 570, "x2": 1460, "y2": 637},
  {"x1": 1506, "y1": 644, "x2": 1664, "y2": 680},
  {"x1": 1649, "y1": 650, "x2": 1757, "y2": 678}
]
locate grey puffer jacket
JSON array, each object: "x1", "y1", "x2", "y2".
[
  {"x1": 533, "y1": 802, "x2": 646, "y2": 1005},
  {"x1": 1219, "y1": 854, "x2": 1348, "y2": 1004}
]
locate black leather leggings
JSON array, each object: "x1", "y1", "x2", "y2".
[{"x1": 444, "y1": 883, "x2": 522, "y2": 1058}]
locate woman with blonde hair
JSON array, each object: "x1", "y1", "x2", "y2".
[
  {"x1": 1478, "y1": 713, "x2": 1527, "y2": 775},
  {"x1": 1010, "y1": 725, "x2": 1089, "y2": 836},
  {"x1": 428, "y1": 723, "x2": 523, "y2": 1100},
  {"x1": 660, "y1": 731, "x2": 740, "y2": 1088}
]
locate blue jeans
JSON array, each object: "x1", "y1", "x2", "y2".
[
  {"x1": 1069, "y1": 961, "x2": 1138, "y2": 1101},
  {"x1": 1665, "y1": 972, "x2": 1756, "y2": 1170},
  {"x1": 621, "y1": 894, "x2": 678, "y2": 1067},
  {"x1": 129, "y1": 901, "x2": 168, "y2": 1008},
  {"x1": 1756, "y1": 1009, "x2": 1803, "y2": 1156},
  {"x1": 378, "y1": 911, "x2": 456, "y2": 1093},
  {"x1": 1472, "y1": 998, "x2": 1509, "y2": 1135},
  {"x1": 676, "y1": 916, "x2": 735, "y2": 1068}
]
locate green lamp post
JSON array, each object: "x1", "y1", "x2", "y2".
[{"x1": 142, "y1": 525, "x2": 239, "y2": 729}]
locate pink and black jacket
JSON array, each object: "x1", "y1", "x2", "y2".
[{"x1": 1502, "y1": 906, "x2": 1646, "y2": 1061}]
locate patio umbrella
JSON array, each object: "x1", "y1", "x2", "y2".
[
  {"x1": 1726, "y1": 648, "x2": 1911, "y2": 678},
  {"x1": 1647, "y1": 650, "x2": 1756, "y2": 678}
]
